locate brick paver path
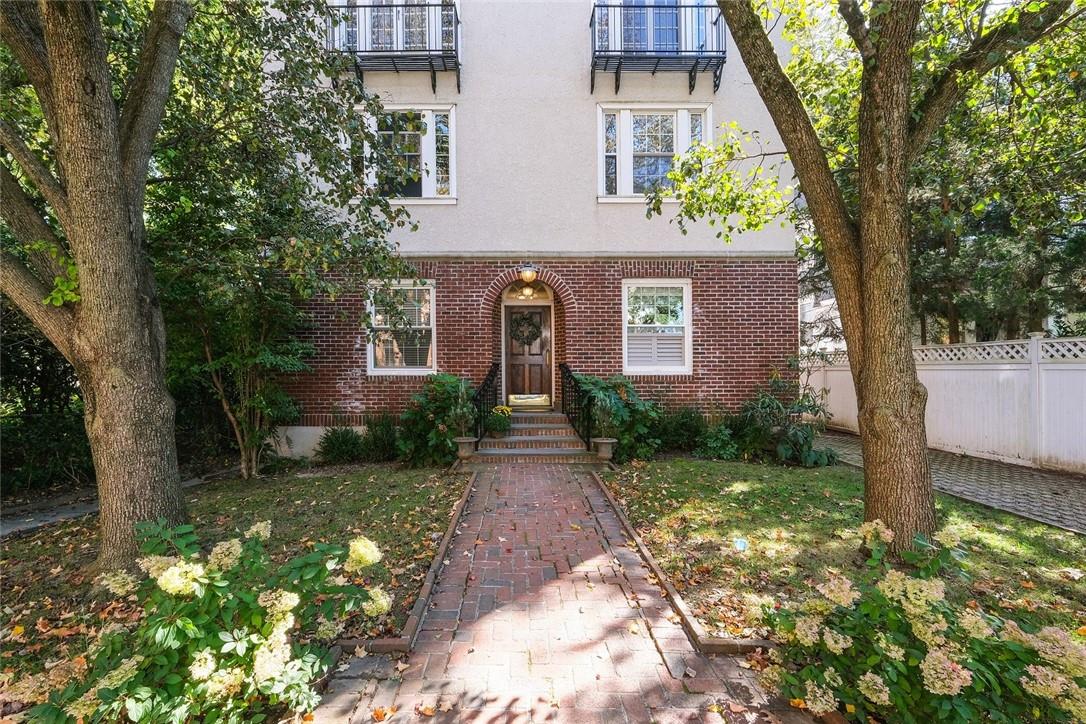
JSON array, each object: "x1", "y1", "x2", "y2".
[
  {"x1": 315, "y1": 464, "x2": 807, "y2": 723},
  {"x1": 822, "y1": 431, "x2": 1086, "y2": 533}
]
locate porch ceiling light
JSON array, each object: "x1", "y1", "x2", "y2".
[{"x1": 517, "y1": 264, "x2": 539, "y2": 284}]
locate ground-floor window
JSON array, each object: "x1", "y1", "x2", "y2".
[
  {"x1": 368, "y1": 282, "x2": 436, "y2": 374},
  {"x1": 622, "y1": 278, "x2": 693, "y2": 375}
]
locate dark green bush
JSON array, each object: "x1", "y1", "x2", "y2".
[
  {"x1": 696, "y1": 423, "x2": 739, "y2": 460},
  {"x1": 577, "y1": 374, "x2": 660, "y2": 463},
  {"x1": 315, "y1": 426, "x2": 366, "y2": 464},
  {"x1": 727, "y1": 365, "x2": 837, "y2": 467},
  {"x1": 0, "y1": 407, "x2": 93, "y2": 496},
  {"x1": 359, "y1": 412, "x2": 399, "y2": 462},
  {"x1": 398, "y1": 374, "x2": 475, "y2": 466},
  {"x1": 655, "y1": 406, "x2": 708, "y2": 452}
]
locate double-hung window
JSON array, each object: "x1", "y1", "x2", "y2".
[
  {"x1": 622, "y1": 279, "x2": 693, "y2": 375},
  {"x1": 376, "y1": 106, "x2": 455, "y2": 201},
  {"x1": 368, "y1": 283, "x2": 437, "y2": 375},
  {"x1": 599, "y1": 105, "x2": 709, "y2": 199}
]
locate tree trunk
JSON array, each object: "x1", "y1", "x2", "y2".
[
  {"x1": 851, "y1": 1, "x2": 936, "y2": 550},
  {"x1": 80, "y1": 349, "x2": 185, "y2": 567}
]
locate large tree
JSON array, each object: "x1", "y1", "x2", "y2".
[
  {"x1": 1, "y1": 0, "x2": 193, "y2": 567},
  {"x1": 668, "y1": 0, "x2": 1078, "y2": 549},
  {"x1": 1, "y1": 0, "x2": 411, "y2": 566}
]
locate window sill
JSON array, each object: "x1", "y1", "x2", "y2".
[
  {"x1": 623, "y1": 367, "x2": 693, "y2": 377},
  {"x1": 597, "y1": 196, "x2": 679, "y2": 205},
  {"x1": 393, "y1": 197, "x2": 457, "y2": 206},
  {"x1": 367, "y1": 368, "x2": 438, "y2": 377}
]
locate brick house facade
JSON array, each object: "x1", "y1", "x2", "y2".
[{"x1": 279, "y1": 2, "x2": 799, "y2": 455}]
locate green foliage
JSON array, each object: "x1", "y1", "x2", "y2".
[
  {"x1": 0, "y1": 302, "x2": 91, "y2": 495},
  {"x1": 726, "y1": 365, "x2": 837, "y2": 467},
  {"x1": 30, "y1": 521, "x2": 391, "y2": 723},
  {"x1": 359, "y1": 413, "x2": 400, "y2": 463},
  {"x1": 397, "y1": 375, "x2": 476, "y2": 466},
  {"x1": 646, "y1": 122, "x2": 794, "y2": 241},
  {"x1": 654, "y1": 406, "x2": 708, "y2": 453},
  {"x1": 315, "y1": 427, "x2": 367, "y2": 465},
  {"x1": 762, "y1": 522, "x2": 1086, "y2": 722},
  {"x1": 485, "y1": 406, "x2": 512, "y2": 436},
  {"x1": 695, "y1": 424, "x2": 739, "y2": 461},
  {"x1": 577, "y1": 374, "x2": 660, "y2": 463},
  {"x1": 28, "y1": 242, "x2": 80, "y2": 306}
]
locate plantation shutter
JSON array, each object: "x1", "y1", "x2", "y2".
[{"x1": 624, "y1": 283, "x2": 690, "y2": 371}]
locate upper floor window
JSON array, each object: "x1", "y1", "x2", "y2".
[
  {"x1": 622, "y1": 279, "x2": 693, "y2": 374},
  {"x1": 377, "y1": 107, "x2": 455, "y2": 200},
  {"x1": 598, "y1": 105, "x2": 709, "y2": 198},
  {"x1": 368, "y1": 282, "x2": 436, "y2": 374}
]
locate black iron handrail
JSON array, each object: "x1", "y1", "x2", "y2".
[
  {"x1": 559, "y1": 364, "x2": 593, "y2": 450},
  {"x1": 472, "y1": 362, "x2": 500, "y2": 450},
  {"x1": 590, "y1": 3, "x2": 724, "y2": 57},
  {"x1": 327, "y1": 3, "x2": 459, "y2": 55}
]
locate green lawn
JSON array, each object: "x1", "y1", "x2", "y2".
[
  {"x1": 0, "y1": 464, "x2": 468, "y2": 681},
  {"x1": 603, "y1": 459, "x2": 1085, "y2": 639}
]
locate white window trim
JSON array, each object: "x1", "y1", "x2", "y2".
[
  {"x1": 597, "y1": 103, "x2": 711, "y2": 202},
  {"x1": 366, "y1": 279, "x2": 438, "y2": 376},
  {"x1": 380, "y1": 104, "x2": 457, "y2": 203},
  {"x1": 621, "y1": 278, "x2": 694, "y2": 376}
]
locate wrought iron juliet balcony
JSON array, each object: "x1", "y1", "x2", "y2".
[
  {"x1": 326, "y1": 2, "x2": 460, "y2": 93},
  {"x1": 590, "y1": 2, "x2": 726, "y2": 94}
]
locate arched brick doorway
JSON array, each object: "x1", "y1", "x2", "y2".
[{"x1": 481, "y1": 266, "x2": 575, "y2": 407}]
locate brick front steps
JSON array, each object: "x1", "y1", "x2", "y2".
[{"x1": 470, "y1": 410, "x2": 599, "y2": 464}]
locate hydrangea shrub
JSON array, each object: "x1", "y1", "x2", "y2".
[
  {"x1": 760, "y1": 521, "x2": 1086, "y2": 722},
  {"x1": 31, "y1": 521, "x2": 391, "y2": 723}
]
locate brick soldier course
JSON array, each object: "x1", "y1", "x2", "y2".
[{"x1": 314, "y1": 464, "x2": 808, "y2": 723}]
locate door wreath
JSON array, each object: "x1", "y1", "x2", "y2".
[{"x1": 510, "y1": 313, "x2": 543, "y2": 346}]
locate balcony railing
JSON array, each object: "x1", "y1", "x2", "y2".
[
  {"x1": 326, "y1": 2, "x2": 460, "y2": 92},
  {"x1": 590, "y1": 2, "x2": 726, "y2": 93}
]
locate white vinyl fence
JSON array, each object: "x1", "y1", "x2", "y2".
[{"x1": 808, "y1": 336, "x2": 1086, "y2": 475}]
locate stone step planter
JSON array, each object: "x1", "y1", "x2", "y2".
[
  {"x1": 592, "y1": 437, "x2": 617, "y2": 461},
  {"x1": 453, "y1": 436, "x2": 476, "y2": 461}
]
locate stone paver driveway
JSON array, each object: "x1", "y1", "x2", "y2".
[
  {"x1": 315, "y1": 464, "x2": 806, "y2": 723},
  {"x1": 821, "y1": 431, "x2": 1086, "y2": 533}
]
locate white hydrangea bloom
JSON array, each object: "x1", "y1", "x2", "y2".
[
  {"x1": 96, "y1": 570, "x2": 138, "y2": 597},
  {"x1": 245, "y1": 520, "x2": 272, "y2": 541},
  {"x1": 362, "y1": 586, "x2": 393, "y2": 617},
  {"x1": 137, "y1": 554, "x2": 178, "y2": 578},
  {"x1": 189, "y1": 648, "x2": 216, "y2": 681},
  {"x1": 208, "y1": 538, "x2": 243, "y2": 571},
  {"x1": 858, "y1": 671, "x2": 891, "y2": 706},
  {"x1": 156, "y1": 560, "x2": 206, "y2": 597},
  {"x1": 344, "y1": 535, "x2": 383, "y2": 573},
  {"x1": 205, "y1": 666, "x2": 245, "y2": 701}
]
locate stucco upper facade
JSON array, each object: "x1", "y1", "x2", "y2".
[{"x1": 346, "y1": 0, "x2": 795, "y2": 258}]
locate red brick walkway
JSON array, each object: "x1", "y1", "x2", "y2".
[{"x1": 315, "y1": 464, "x2": 806, "y2": 723}]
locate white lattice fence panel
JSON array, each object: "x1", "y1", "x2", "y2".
[
  {"x1": 1042, "y1": 338, "x2": 1086, "y2": 361},
  {"x1": 913, "y1": 342, "x2": 1028, "y2": 363}
]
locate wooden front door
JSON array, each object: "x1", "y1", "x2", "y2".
[{"x1": 505, "y1": 306, "x2": 551, "y2": 403}]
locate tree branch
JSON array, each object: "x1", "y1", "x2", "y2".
[
  {"x1": 0, "y1": 119, "x2": 71, "y2": 224},
  {"x1": 118, "y1": 0, "x2": 193, "y2": 205},
  {"x1": 0, "y1": 163, "x2": 67, "y2": 281},
  {"x1": 837, "y1": 0, "x2": 876, "y2": 62},
  {"x1": 716, "y1": 0, "x2": 865, "y2": 364},
  {"x1": 0, "y1": 1, "x2": 57, "y2": 128},
  {"x1": 907, "y1": 0, "x2": 1075, "y2": 161},
  {"x1": 0, "y1": 251, "x2": 75, "y2": 362}
]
